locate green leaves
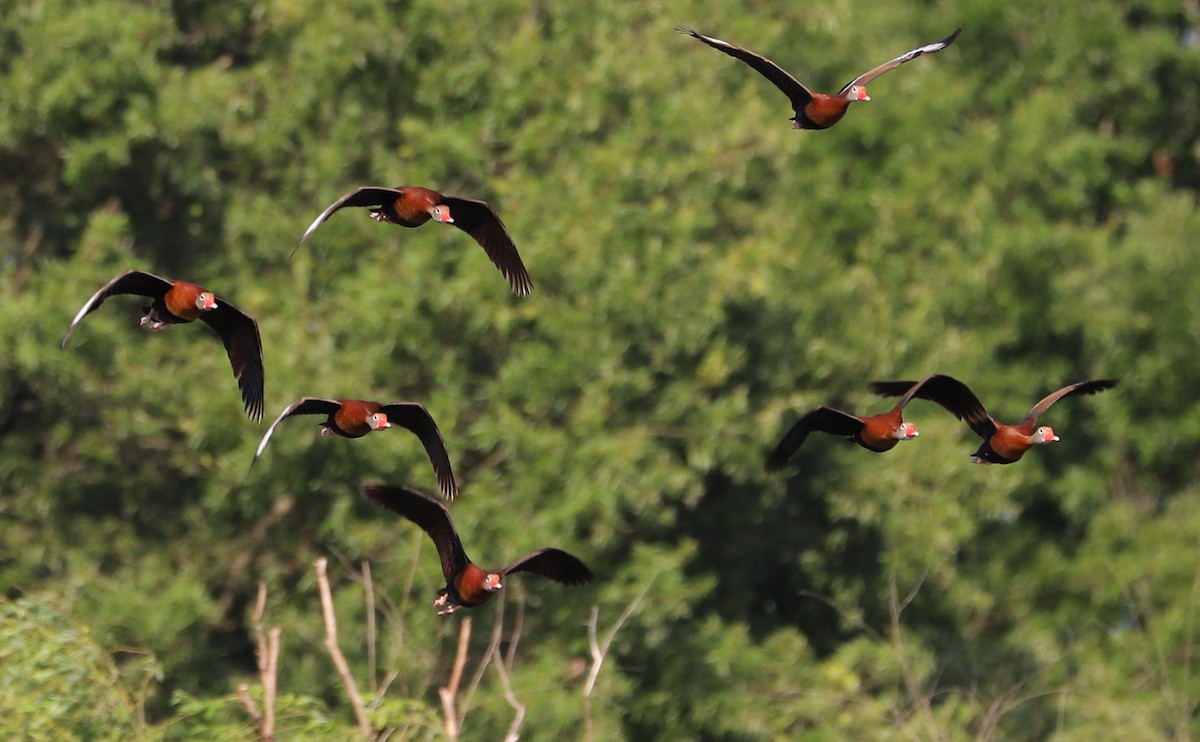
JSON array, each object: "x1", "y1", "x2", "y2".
[{"x1": 3, "y1": 0, "x2": 1200, "y2": 738}]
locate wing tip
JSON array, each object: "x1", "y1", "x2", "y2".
[{"x1": 438, "y1": 474, "x2": 459, "y2": 501}]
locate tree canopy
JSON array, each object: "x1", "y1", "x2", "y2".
[{"x1": 3, "y1": 0, "x2": 1200, "y2": 738}]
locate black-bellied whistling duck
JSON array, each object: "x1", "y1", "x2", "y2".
[
  {"x1": 61, "y1": 270, "x2": 265, "y2": 422},
  {"x1": 679, "y1": 26, "x2": 961, "y2": 130},
  {"x1": 765, "y1": 375, "x2": 959, "y2": 471},
  {"x1": 291, "y1": 186, "x2": 532, "y2": 295},
  {"x1": 868, "y1": 377, "x2": 1119, "y2": 465},
  {"x1": 253, "y1": 398, "x2": 457, "y2": 498},
  {"x1": 363, "y1": 483, "x2": 593, "y2": 615}
]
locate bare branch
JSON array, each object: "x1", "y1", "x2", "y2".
[
  {"x1": 585, "y1": 573, "x2": 657, "y2": 698},
  {"x1": 264, "y1": 627, "x2": 280, "y2": 737},
  {"x1": 506, "y1": 598, "x2": 525, "y2": 669},
  {"x1": 888, "y1": 572, "x2": 941, "y2": 742},
  {"x1": 491, "y1": 638, "x2": 526, "y2": 742},
  {"x1": 314, "y1": 557, "x2": 374, "y2": 739},
  {"x1": 237, "y1": 684, "x2": 262, "y2": 729},
  {"x1": 438, "y1": 617, "x2": 473, "y2": 741},
  {"x1": 237, "y1": 581, "x2": 280, "y2": 741},
  {"x1": 584, "y1": 574, "x2": 658, "y2": 742},
  {"x1": 462, "y1": 593, "x2": 507, "y2": 716},
  {"x1": 364, "y1": 559, "x2": 378, "y2": 695}
]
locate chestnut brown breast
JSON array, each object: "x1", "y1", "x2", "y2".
[
  {"x1": 392, "y1": 188, "x2": 442, "y2": 224},
  {"x1": 452, "y1": 563, "x2": 494, "y2": 607},
  {"x1": 804, "y1": 95, "x2": 852, "y2": 129},
  {"x1": 332, "y1": 400, "x2": 383, "y2": 437},
  {"x1": 857, "y1": 409, "x2": 904, "y2": 451},
  {"x1": 986, "y1": 425, "x2": 1034, "y2": 462},
  {"x1": 163, "y1": 281, "x2": 208, "y2": 321}
]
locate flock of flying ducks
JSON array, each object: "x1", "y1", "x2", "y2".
[{"x1": 55, "y1": 23, "x2": 1115, "y2": 617}]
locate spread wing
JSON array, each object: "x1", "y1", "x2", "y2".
[
  {"x1": 439, "y1": 196, "x2": 532, "y2": 296},
  {"x1": 199, "y1": 298, "x2": 265, "y2": 422},
  {"x1": 868, "y1": 375, "x2": 993, "y2": 439},
  {"x1": 500, "y1": 548, "x2": 594, "y2": 586},
  {"x1": 680, "y1": 27, "x2": 814, "y2": 110},
  {"x1": 60, "y1": 270, "x2": 173, "y2": 349},
  {"x1": 836, "y1": 27, "x2": 961, "y2": 95},
  {"x1": 765, "y1": 406, "x2": 864, "y2": 471},
  {"x1": 363, "y1": 483, "x2": 469, "y2": 583},
  {"x1": 1022, "y1": 379, "x2": 1119, "y2": 426},
  {"x1": 291, "y1": 186, "x2": 404, "y2": 259},
  {"x1": 379, "y1": 402, "x2": 458, "y2": 500},
  {"x1": 251, "y1": 397, "x2": 343, "y2": 469}
]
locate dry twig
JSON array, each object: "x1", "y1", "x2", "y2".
[
  {"x1": 583, "y1": 574, "x2": 657, "y2": 741},
  {"x1": 238, "y1": 581, "x2": 281, "y2": 741},
  {"x1": 315, "y1": 557, "x2": 374, "y2": 739},
  {"x1": 439, "y1": 617, "x2": 473, "y2": 741}
]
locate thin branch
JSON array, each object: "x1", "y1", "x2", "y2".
[
  {"x1": 888, "y1": 572, "x2": 941, "y2": 742},
  {"x1": 585, "y1": 573, "x2": 657, "y2": 698},
  {"x1": 584, "y1": 574, "x2": 658, "y2": 742},
  {"x1": 238, "y1": 581, "x2": 281, "y2": 741},
  {"x1": 438, "y1": 617, "x2": 472, "y2": 741},
  {"x1": 491, "y1": 638, "x2": 526, "y2": 742},
  {"x1": 462, "y1": 593, "x2": 507, "y2": 716},
  {"x1": 364, "y1": 559, "x2": 378, "y2": 695},
  {"x1": 506, "y1": 598, "x2": 526, "y2": 669},
  {"x1": 237, "y1": 684, "x2": 262, "y2": 729},
  {"x1": 314, "y1": 557, "x2": 373, "y2": 739},
  {"x1": 264, "y1": 627, "x2": 281, "y2": 736}
]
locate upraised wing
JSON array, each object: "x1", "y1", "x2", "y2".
[
  {"x1": 680, "y1": 27, "x2": 814, "y2": 110},
  {"x1": 291, "y1": 186, "x2": 404, "y2": 258},
  {"x1": 869, "y1": 375, "x2": 992, "y2": 438},
  {"x1": 364, "y1": 483, "x2": 470, "y2": 583},
  {"x1": 251, "y1": 397, "x2": 343, "y2": 469},
  {"x1": 1021, "y1": 379, "x2": 1119, "y2": 426},
  {"x1": 380, "y1": 402, "x2": 459, "y2": 499},
  {"x1": 500, "y1": 547, "x2": 594, "y2": 585},
  {"x1": 439, "y1": 196, "x2": 532, "y2": 296},
  {"x1": 61, "y1": 270, "x2": 174, "y2": 349},
  {"x1": 836, "y1": 28, "x2": 961, "y2": 95}
]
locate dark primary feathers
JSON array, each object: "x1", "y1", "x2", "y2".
[
  {"x1": 765, "y1": 406, "x2": 865, "y2": 471},
  {"x1": 198, "y1": 299, "x2": 266, "y2": 422},
  {"x1": 363, "y1": 483, "x2": 594, "y2": 585},
  {"x1": 678, "y1": 26, "x2": 815, "y2": 109},
  {"x1": 291, "y1": 185, "x2": 533, "y2": 295},
  {"x1": 365, "y1": 483, "x2": 469, "y2": 583},
  {"x1": 292, "y1": 187, "x2": 409, "y2": 254},
  {"x1": 60, "y1": 270, "x2": 265, "y2": 422},
  {"x1": 680, "y1": 26, "x2": 961, "y2": 128},
  {"x1": 253, "y1": 397, "x2": 457, "y2": 498},
  {"x1": 60, "y1": 270, "x2": 173, "y2": 349},
  {"x1": 833, "y1": 28, "x2": 962, "y2": 95},
  {"x1": 868, "y1": 377, "x2": 1118, "y2": 438}
]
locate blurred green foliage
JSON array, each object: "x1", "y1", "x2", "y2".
[{"x1": 3, "y1": 0, "x2": 1200, "y2": 738}]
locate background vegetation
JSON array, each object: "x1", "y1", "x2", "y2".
[{"x1": 3, "y1": 0, "x2": 1199, "y2": 738}]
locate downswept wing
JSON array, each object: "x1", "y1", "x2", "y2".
[
  {"x1": 251, "y1": 397, "x2": 344, "y2": 468},
  {"x1": 379, "y1": 402, "x2": 459, "y2": 499},
  {"x1": 291, "y1": 186, "x2": 405, "y2": 258},
  {"x1": 766, "y1": 406, "x2": 865, "y2": 471},
  {"x1": 364, "y1": 484, "x2": 470, "y2": 584},
  {"x1": 500, "y1": 548, "x2": 594, "y2": 585},
  {"x1": 835, "y1": 28, "x2": 961, "y2": 95},
  {"x1": 1020, "y1": 379, "x2": 1119, "y2": 427},
  {"x1": 680, "y1": 27, "x2": 815, "y2": 109},
  {"x1": 199, "y1": 299, "x2": 265, "y2": 422},
  {"x1": 61, "y1": 270, "x2": 174, "y2": 349},
  {"x1": 438, "y1": 196, "x2": 532, "y2": 296}
]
